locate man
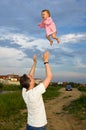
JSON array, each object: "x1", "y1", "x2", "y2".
[{"x1": 20, "y1": 51, "x2": 53, "y2": 130}]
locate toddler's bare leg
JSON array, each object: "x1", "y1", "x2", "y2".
[
  {"x1": 52, "y1": 33, "x2": 60, "y2": 43},
  {"x1": 46, "y1": 35, "x2": 53, "y2": 45}
]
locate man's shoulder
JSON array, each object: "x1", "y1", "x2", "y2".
[
  {"x1": 33, "y1": 83, "x2": 46, "y2": 94},
  {"x1": 35, "y1": 83, "x2": 45, "y2": 89}
]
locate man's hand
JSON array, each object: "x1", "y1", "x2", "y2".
[
  {"x1": 28, "y1": 54, "x2": 37, "y2": 77},
  {"x1": 33, "y1": 54, "x2": 37, "y2": 63},
  {"x1": 42, "y1": 51, "x2": 50, "y2": 63},
  {"x1": 42, "y1": 51, "x2": 53, "y2": 89}
]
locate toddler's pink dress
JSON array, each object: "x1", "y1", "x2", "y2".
[{"x1": 38, "y1": 17, "x2": 56, "y2": 36}]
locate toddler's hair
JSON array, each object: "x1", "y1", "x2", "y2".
[{"x1": 41, "y1": 9, "x2": 51, "y2": 17}]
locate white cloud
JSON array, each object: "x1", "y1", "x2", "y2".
[
  {"x1": 0, "y1": 28, "x2": 60, "y2": 51},
  {"x1": 0, "y1": 46, "x2": 25, "y2": 59},
  {"x1": 61, "y1": 33, "x2": 86, "y2": 44},
  {"x1": 0, "y1": 46, "x2": 32, "y2": 68},
  {"x1": 0, "y1": 28, "x2": 86, "y2": 52},
  {"x1": 74, "y1": 57, "x2": 86, "y2": 68}
]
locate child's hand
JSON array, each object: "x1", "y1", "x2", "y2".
[
  {"x1": 38, "y1": 23, "x2": 41, "y2": 27},
  {"x1": 38, "y1": 23, "x2": 45, "y2": 28},
  {"x1": 43, "y1": 21, "x2": 46, "y2": 25}
]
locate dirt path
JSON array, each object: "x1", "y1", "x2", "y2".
[
  {"x1": 45, "y1": 88, "x2": 86, "y2": 130},
  {"x1": 20, "y1": 88, "x2": 86, "y2": 130}
]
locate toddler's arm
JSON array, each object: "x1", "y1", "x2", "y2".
[{"x1": 38, "y1": 21, "x2": 45, "y2": 28}]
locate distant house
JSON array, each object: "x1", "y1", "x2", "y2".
[
  {"x1": 6, "y1": 74, "x2": 20, "y2": 82},
  {"x1": 58, "y1": 82, "x2": 63, "y2": 85},
  {"x1": 0, "y1": 75, "x2": 7, "y2": 80},
  {"x1": 80, "y1": 84, "x2": 86, "y2": 87},
  {"x1": 63, "y1": 82, "x2": 68, "y2": 86},
  {"x1": 0, "y1": 75, "x2": 42, "y2": 84},
  {"x1": 0, "y1": 74, "x2": 20, "y2": 82},
  {"x1": 34, "y1": 78, "x2": 42, "y2": 84}
]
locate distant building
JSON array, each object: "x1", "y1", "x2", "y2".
[
  {"x1": 63, "y1": 82, "x2": 68, "y2": 86},
  {"x1": 6, "y1": 74, "x2": 20, "y2": 81},
  {"x1": 35, "y1": 78, "x2": 42, "y2": 84},
  {"x1": 79, "y1": 84, "x2": 86, "y2": 87},
  {"x1": 0, "y1": 75, "x2": 7, "y2": 80},
  {"x1": 58, "y1": 82, "x2": 63, "y2": 85},
  {"x1": 0, "y1": 74, "x2": 20, "y2": 82},
  {"x1": 0, "y1": 75, "x2": 42, "y2": 85}
]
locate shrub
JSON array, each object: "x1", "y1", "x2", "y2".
[
  {"x1": 43, "y1": 86, "x2": 61, "y2": 100},
  {"x1": 78, "y1": 86, "x2": 86, "y2": 92},
  {"x1": 0, "y1": 83, "x2": 3, "y2": 91},
  {"x1": 3, "y1": 84, "x2": 21, "y2": 91}
]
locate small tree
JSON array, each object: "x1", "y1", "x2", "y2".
[{"x1": 0, "y1": 82, "x2": 4, "y2": 92}]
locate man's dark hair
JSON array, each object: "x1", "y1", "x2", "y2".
[
  {"x1": 41, "y1": 9, "x2": 51, "y2": 17},
  {"x1": 20, "y1": 74, "x2": 30, "y2": 89}
]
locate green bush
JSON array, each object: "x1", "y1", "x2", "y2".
[
  {"x1": 78, "y1": 86, "x2": 86, "y2": 92},
  {"x1": 63, "y1": 94, "x2": 86, "y2": 120},
  {"x1": 3, "y1": 84, "x2": 21, "y2": 91},
  {"x1": 43, "y1": 86, "x2": 61, "y2": 100},
  {"x1": 0, "y1": 83, "x2": 3, "y2": 91}
]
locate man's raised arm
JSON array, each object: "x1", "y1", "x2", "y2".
[
  {"x1": 28, "y1": 54, "x2": 37, "y2": 78},
  {"x1": 42, "y1": 51, "x2": 53, "y2": 89}
]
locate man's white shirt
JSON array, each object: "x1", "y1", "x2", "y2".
[{"x1": 22, "y1": 83, "x2": 47, "y2": 127}]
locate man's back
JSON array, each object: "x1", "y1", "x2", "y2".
[{"x1": 22, "y1": 83, "x2": 47, "y2": 127}]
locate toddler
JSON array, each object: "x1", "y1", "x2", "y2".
[{"x1": 38, "y1": 9, "x2": 60, "y2": 45}]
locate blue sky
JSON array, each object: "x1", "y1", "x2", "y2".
[{"x1": 0, "y1": 0, "x2": 86, "y2": 83}]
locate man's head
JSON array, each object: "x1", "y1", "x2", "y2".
[
  {"x1": 20, "y1": 74, "x2": 30, "y2": 89},
  {"x1": 20, "y1": 74, "x2": 35, "y2": 90}
]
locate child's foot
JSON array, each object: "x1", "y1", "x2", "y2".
[
  {"x1": 56, "y1": 38, "x2": 60, "y2": 43},
  {"x1": 50, "y1": 41, "x2": 53, "y2": 46}
]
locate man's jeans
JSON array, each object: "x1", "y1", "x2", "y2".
[{"x1": 26, "y1": 124, "x2": 46, "y2": 130}]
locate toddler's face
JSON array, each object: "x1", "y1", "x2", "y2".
[{"x1": 41, "y1": 11, "x2": 49, "y2": 19}]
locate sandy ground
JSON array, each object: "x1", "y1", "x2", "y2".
[
  {"x1": 46, "y1": 88, "x2": 86, "y2": 130},
  {"x1": 21, "y1": 88, "x2": 86, "y2": 130}
]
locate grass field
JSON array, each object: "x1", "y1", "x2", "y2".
[
  {"x1": 0, "y1": 83, "x2": 20, "y2": 91},
  {"x1": 0, "y1": 84, "x2": 61, "y2": 130},
  {"x1": 0, "y1": 91, "x2": 26, "y2": 130},
  {"x1": 0, "y1": 84, "x2": 86, "y2": 130}
]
